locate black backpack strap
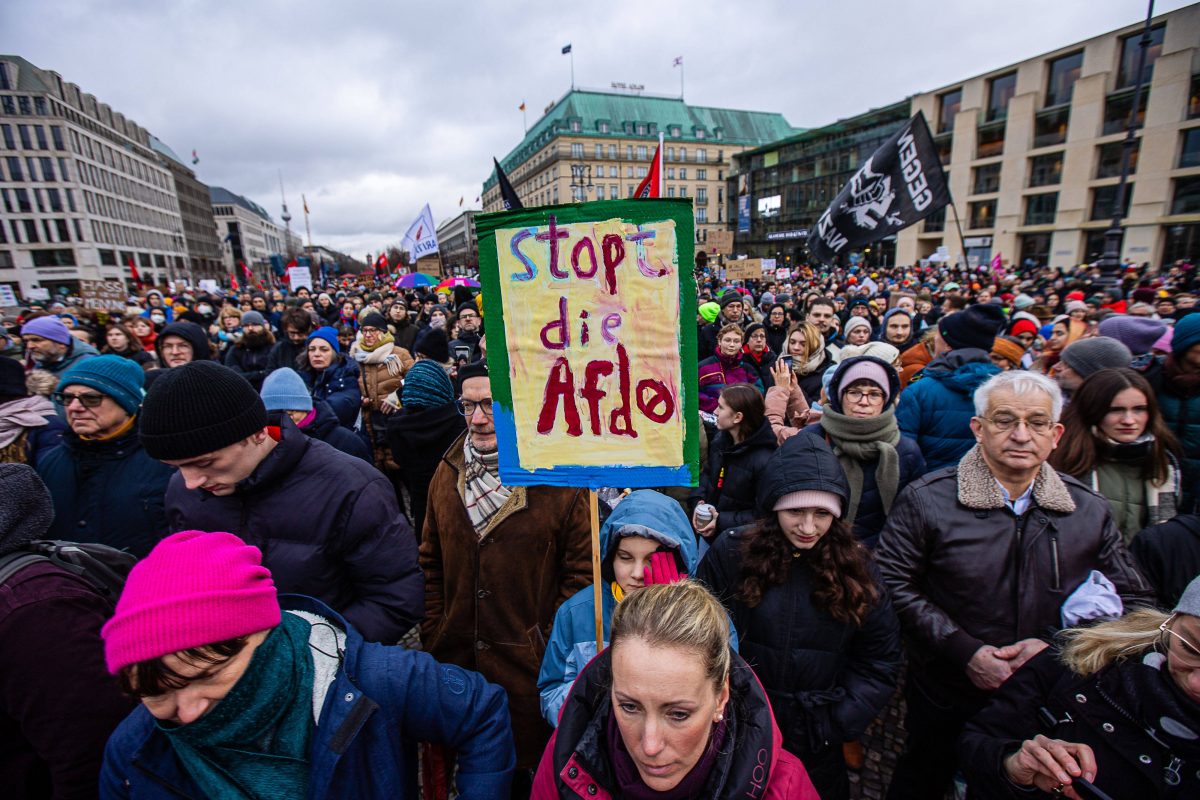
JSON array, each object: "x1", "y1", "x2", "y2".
[{"x1": 0, "y1": 552, "x2": 49, "y2": 587}]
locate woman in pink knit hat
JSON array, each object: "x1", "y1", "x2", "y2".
[{"x1": 99, "y1": 530, "x2": 515, "y2": 799}]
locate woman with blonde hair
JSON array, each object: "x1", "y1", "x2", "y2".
[
  {"x1": 959, "y1": 577, "x2": 1200, "y2": 797},
  {"x1": 532, "y1": 580, "x2": 819, "y2": 798}
]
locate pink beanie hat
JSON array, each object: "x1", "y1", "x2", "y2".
[
  {"x1": 102, "y1": 531, "x2": 281, "y2": 674},
  {"x1": 773, "y1": 489, "x2": 843, "y2": 517}
]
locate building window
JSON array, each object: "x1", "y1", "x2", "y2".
[
  {"x1": 637, "y1": 167, "x2": 646, "y2": 178},
  {"x1": 1045, "y1": 51, "x2": 1083, "y2": 107},
  {"x1": 1117, "y1": 24, "x2": 1165, "y2": 90},
  {"x1": 595, "y1": 185, "x2": 605, "y2": 200},
  {"x1": 636, "y1": 124, "x2": 647, "y2": 135},
  {"x1": 31, "y1": 248, "x2": 74, "y2": 266},
  {"x1": 987, "y1": 73, "x2": 1017, "y2": 122},
  {"x1": 697, "y1": 149, "x2": 707, "y2": 163},
  {"x1": 18, "y1": 126, "x2": 32, "y2": 150},
  {"x1": 1096, "y1": 140, "x2": 1140, "y2": 178},
  {"x1": 598, "y1": 121, "x2": 609, "y2": 133},
  {"x1": 570, "y1": 120, "x2": 581, "y2": 132},
  {"x1": 608, "y1": 144, "x2": 617, "y2": 159},
  {"x1": 695, "y1": 128, "x2": 706, "y2": 139},
  {"x1": 969, "y1": 199, "x2": 996, "y2": 229},
  {"x1": 1019, "y1": 232, "x2": 1053, "y2": 268},
  {"x1": 1024, "y1": 192, "x2": 1058, "y2": 225},
  {"x1": 638, "y1": 145, "x2": 647, "y2": 159},
  {"x1": 670, "y1": 126, "x2": 681, "y2": 137},
  {"x1": 935, "y1": 134, "x2": 953, "y2": 165},
  {"x1": 680, "y1": 186, "x2": 688, "y2": 198},
  {"x1": 39, "y1": 157, "x2": 53, "y2": 181},
  {"x1": 609, "y1": 166, "x2": 617, "y2": 177},
  {"x1": 627, "y1": 167, "x2": 634, "y2": 178},
  {"x1": 680, "y1": 147, "x2": 687, "y2": 162},
  {"x1": 1173, "y1": 176, "x2": 1200, "y2": 215},
  {"x1": 1033, "y1": 107, "x2": 1070, "y2": 148},
  {"x1": 666, "y1": 167, "x2": 675, "y2": 179},
  {"x1": 697, "y1": 169, "x2": 706, "y2": 180},
  {"x1": 680, "y1": 168, "x2": 688, "y2": 180},
  {"x1": 0, "y1": 125, "x2": 12, "y2": 150},
  {"x1": 667, "y1": 187, "x2": 676, "y2": 198},
  {"x1": 1091, "y1": 183, "x2": 1133, "y2": 220},
  {"x1": 977, "y1": 123, "x2": 1005, "y2": 159},
  {"x1": 697, "y1": 208, "x2": 708, "y2": 223},
  {"x1": 1180, "y1": 128, "x2": 1200, "y2": 169},
  {"x1": 924, "y1": 207, "x2": 946, "y2": 232},
  {"x1": 595, "y1": 144, "x2": 603, "y2": 159},
  {"x1": 1029, "y1": 152, "x2": 1064, "y2": 187},
  {"x1": 1190, "y1": 74, "x2": 1200, "y2": 119},
  {"x1": 697, "y1": 188, "x2": 708, "y2": 203},
  {"x1": 626, "y1": 145, "x2": 633, "y2": 160},
  {"x1": 34, "y1": 126, "x2": 48, "y2": 150},
  {"x1": 1164, "y1": 223, "x2": 1200, "y2": 263},
  {"x1": 571, "y1": 143, "x2": 583, "y2": 158},
  {"x1": 1103, "y1": 90, "x2": 1149, "y2": 135},
  {"x1": 627, "y1": 186, "x2": 634, "y2": 197},
  {"x1": 972, "y1": 163, "x2": 1001, "y2": 194},
  {"x1": 0, "y1": 63, "x2": 9, "y2": 91}
]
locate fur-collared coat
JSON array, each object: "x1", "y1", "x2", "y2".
[
  {"x1": 876, "y1": 445, "x2": 1154, "y2": 708},
  {"x1": 419, "y1": 433, "x2": 593, "y2": 768}
]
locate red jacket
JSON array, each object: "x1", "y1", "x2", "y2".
[{"x1": 530, "y1": 648, "x2": 819, "y2": 799}]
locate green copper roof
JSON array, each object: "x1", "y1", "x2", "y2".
[{"x1": 484, "y1": 89, "x2": 801, "y2": 189}]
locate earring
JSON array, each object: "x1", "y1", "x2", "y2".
[{"x1": 714, "y1": 713, "x2": 724, "y2": 723}]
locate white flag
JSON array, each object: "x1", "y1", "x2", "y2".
[{"x1": 402, "y1": 204, "x2": 439, "y2": 259}]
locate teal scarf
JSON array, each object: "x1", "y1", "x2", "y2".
[{"x1": 160, "y1": 612, "x2": 315, "y2": 800}]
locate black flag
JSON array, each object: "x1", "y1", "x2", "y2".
[
  {"x1": 806, "y1": 111, "x2": 949, "y2": 264},
  {"x1": 493, "y1": 157, "x2": 523, "y2": 211}
]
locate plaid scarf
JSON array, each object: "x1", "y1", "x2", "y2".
[{"x1": 463, "y1": 438, "x2": 512, "y2": 537}]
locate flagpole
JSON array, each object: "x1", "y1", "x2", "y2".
[
  {"x1": 947, "y1": 194, "x2": 970, "y2": 270},
  {"x1": 302, "y1": 194, "x2": 313, "y2": 264},
  {"x1": 658, "y1": 131, "x2": 664, "y2": 191},
  {"x1": 570, "y1": 50, "x2": 575, "y2": 90},
  {"x1": 680, "y1": 60, "x2": 685, "y2": 99},
  {"x1": 523, "y1": 101, "x2": 528, "y2": 134}
]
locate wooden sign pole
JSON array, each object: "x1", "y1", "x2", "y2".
[{"x1": 590, "y1": 490, "x2": 603, "y2": 653}]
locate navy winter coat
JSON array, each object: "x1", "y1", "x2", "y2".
[
  {"x1": 36, "y1": 424, "x2": 175, "y2": 558},
  {"x1": 99, "y1": 595, "x2": 515, "y2": 800},
  {"x1": 223, "y1": 341, "x2": 273, "y2": 390},
  {"x1": 303, "y1": 358, "x2": 362, "y2": 429},
  {"x1": 896, "y1": 349, "x2": 999, "y2": 474},
  {"x1": 289, "y1": 402, "x2": 372, "y2": 463},
  {"x1": 164, "y1": 416, "x2": 422, "y2": 643}
]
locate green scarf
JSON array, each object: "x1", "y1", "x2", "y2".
[
  {"x1": 818, "y1": 407, "x2": 901, "y2": 526},
  {"x1": 160, "y1": 612, "x2": 315, "y2": 800}
]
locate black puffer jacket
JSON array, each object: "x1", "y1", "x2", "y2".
[
  {"x1": 164, "y1": 415, "x2": 422, "y2": 643},
  {"x1": 223, "y1": 340, "x2": 273, "y2": 390},
  {"x1": 697, "y1": 531, "x2": 901, "y2": 754},
  {"x1": 385, "y1": 402, "x2": 466, "y2": 535},
  {"x1": 695, "y1": 419, "x2": 777, "y2": 536},
  {"x1": 876, "y1": 447, "x2": 1155, "y2": 708},
  {"x1": 960, "y1": 648, "x2": 1200, "y2": 798},
  {"x1": 1129, "y1": 513, "x2": 1200, "y2": 608},
  {"x1": 275, "y1": 403, "x2": 371, "y2": 464}
]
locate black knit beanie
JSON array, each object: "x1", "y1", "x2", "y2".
[{"x1": 139, "y1": 361, "x2": 268, "y2": 460}]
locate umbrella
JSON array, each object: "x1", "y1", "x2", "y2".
[
  {"x1": 395, "y1": 273, "x2": 436, "y2": 288},
  {"x1": 436, "y1": 277, "x2": 481, "y2": 290}
]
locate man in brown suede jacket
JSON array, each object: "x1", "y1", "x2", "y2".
[{"x1": 420, "y1": 361, "x2": 591, "y2": 797}]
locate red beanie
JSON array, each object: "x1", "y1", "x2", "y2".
[{"x1": 1010, "y1": 319, "x2": 1039, "y2": 337}]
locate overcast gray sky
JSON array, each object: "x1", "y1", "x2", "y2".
[{"x1": 2, "y1": 0, "x2": 1191, "y2": 258}]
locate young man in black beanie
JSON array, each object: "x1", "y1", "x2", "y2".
[
  {"x1": 895, "y1": 304, "x2": 1006, "y2": 472},
  {"x1": 138, "y1": 360, "x2": 423, "y2": 643}
]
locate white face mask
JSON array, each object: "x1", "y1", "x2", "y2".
[
  {"x1": 197, "y1": 304, "x2": 212, "y2": 315},
  {"x1": 150, "y1": 313, "x2": 165, "y2": 324}
]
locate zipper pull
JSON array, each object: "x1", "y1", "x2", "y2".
[{"x1": 1163, "y1": 756, "x2": 1182, "y2": 787}]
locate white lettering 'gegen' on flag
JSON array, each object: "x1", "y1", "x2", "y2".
[{"x1": 402, "y1": 204, "x2": 440, "y2": 259}]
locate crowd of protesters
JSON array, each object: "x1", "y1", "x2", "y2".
[{"x1": 0, "y1": 254, "x2": 1199, "y2": 799}]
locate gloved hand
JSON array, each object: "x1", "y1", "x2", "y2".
[{"x1": 644, "y1": 551, "x2": 687, "y2": 586}]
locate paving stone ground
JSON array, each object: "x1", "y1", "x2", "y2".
[{"x1": 848, "y1": 678, "x2": 906, "y2": 800}]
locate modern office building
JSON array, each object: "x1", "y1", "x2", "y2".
[
  {"x1": 436, "y1": 209, "x2": 478, "y2": 274},
  {"x1": 210, "y1": 186, "x2": 301, "y2": 283},
  {"x1": 0, "y1": 55, "x2": 189, "y2": 296},
  {"x1": 728, "y1": 4, "x2": 1200, "y2": 270},
  {"x1": 481, "y1": 88, "x2": 799, "y2": 250},
  {"x1": 150, "y1": 136, "x2": 223, "y2": 285}
]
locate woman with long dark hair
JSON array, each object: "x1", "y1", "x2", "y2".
[
  {"x1": 697, "y1": 434, "x2": 900, "y2": 800},
  {"x1": 691, "y1": 384, "x2": 776, "y2": 543},
  {"x1": 1050, "y1": 367, "x2": 1181, "y2": 543}
]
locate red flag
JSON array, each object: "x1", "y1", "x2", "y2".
[
  {"x1": 376, "y1": 253, "x2": 388, "y2": 275},
  {"x1": 633, "y1": 142, "x2": 662, "y2": 199},
  {"x1": 238, "y1": 260, "x2": 255, "y2": 289},
  {"x1": 286, "y1": 258, "x2": 298, "y2": 269},
  {"x1": 230, "y1": 272, "x2": 239, "y2": 292},
  {"x1": 127, "y1": 258, "x2": 143, "y2": 290}
]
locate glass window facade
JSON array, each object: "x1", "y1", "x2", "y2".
[
  {"x1": 1104, "y1": 91, "x2": 1149, "y2": 135},
  {"x1": 1096, "y1": 140, "x2": 1140, "y2": 179},
  {"x1": 1034, "y1": 107, "x2": 1070, "y2": 148},
  {"x1": 973, "y1": 164, "x2": 1001, "y2": 194},
  {"x1": 1046, "y1": 52, "x2": 1083, "y2": 107},
  {"x1": 969, "y1": 199, "x2": 997, "y2": 229},
  {"x1": 1173, "y1": 176, "x2": 1200, "y2": 216},
  {"x1": 987, "y1": 73, "x2": 1017, "y2": 122},
  {"x1": 1024, "y1": 192, "x2": 1059, "y2": 225},
  {"x1": 1180, "y1": 129, "x2": 1200, "y2": 169},
  {"x1": 937, "y1": 89, "x2": 961, "y2": 133},
  {"x1": 1091, "y1": 183, "x2": 1133, "y2": 220},
  {"x1": 1029, "y1": 152, "x2": 1064, "y2": 187},
  {"x1": 1117, "y1": 24, "x2": 1165, "y2": 90}
]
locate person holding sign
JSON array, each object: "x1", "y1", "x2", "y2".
[
  {"x1": 531, "y1": 581, "x2": 820, "y2": 799},
  {"x1": 420, "y1": 360, "x2": 592, "y2": 793}
]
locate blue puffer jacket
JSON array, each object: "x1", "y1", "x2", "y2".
[
  {"x1": 896, "y1": 349, "x2": 999, "y2": 474},
  {"x1": 537, "y1": 491, "x2": 735, "y2": 726},
  {"x1": 303, "y1": 358, "x2": 362, "y2": 429},
  {"x1": 98, "y1": 595, "x2": 515, "y2": 799}
]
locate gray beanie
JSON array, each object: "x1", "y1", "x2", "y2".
[
  {"x1": 1012, "y1": 293, "x2": 1036, "y2": 311},
  {"x1": 1059, "y1": 337, "x2": 1133, "y2": 378},
  {"x1": 1174, "y1": 574, "x2": 1200, "y2": 617},
  {"x1": 240, "y1": 310, "x2": 267, "y2": 327}
]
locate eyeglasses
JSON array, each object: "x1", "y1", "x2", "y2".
[
  {"x1": 844, "y1": 389, "x2": 885, "y2": 404},
  {"x1": 456, "y1": 398, "x2": 494, "y2": 417},
  {"x1": 361, "y1": 327, "x2": 382, "y2": 335},
  {"x1": 458, "y1": 313, "x2": 478, "y2": 320},
  {"x1": 981, "y1": 414, "x2": 1056, "y2": 434},
  {"x1": 53, "y1": 391, "x2": 106, "y2": 408},
  {"x1": 1160, "y1": 616, "x2": 1200, "y2": 667}
]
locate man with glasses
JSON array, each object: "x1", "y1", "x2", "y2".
[
  {"x1": 449, "y1": 302, "x2": 484, "y2": 364},
  {"x1": 420, "y1": 361, "x2": 591, "y2": 796},
  {"x1": 878, "y1": 370, "x2": 1152, "y2": 800},
  {"x1": 35, "y1": 356, "x2": 173, "y2": 557}
]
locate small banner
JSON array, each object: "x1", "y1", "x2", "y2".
[
  {"x1": 807, "y1": 111, "x2": 949, "y2": 264},
  {"x1": 78, "y1": 280, "x2": 127, "y2": 312},
  {"x1": 476, "y1": 198, "x2": 699, "y2": 489},
  {"x1": 403, "y1": 204, "x2": 440, "y2": 259}
]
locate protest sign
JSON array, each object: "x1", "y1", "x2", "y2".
[
  {"x1": 477, "y1": 198, "x2": 698, "y2": 489},
  {"x1": 0, "y1": 284, "x2": 17, "y2": 307},
  {"x1": 79, "y1": 280, "x2": 127, "y2": 312},
  {"x1": 199, "y1": 279, "x2": 219, "y2": 294},
  {"x1": 26, "y1": 287, "x2": 50, "y2": 301},
  {"x1": 287, "y1": 266, "x2": 312, "y2": 291},
  {"x1": 414, "y1": 255, "x2": 442, "y2": 277},
  {"x1": 725, "y1": 258, "x2": 763, "y2": 280},
  {"x1": 706, "y1": 229, "x2": 734, "y2": 255}
]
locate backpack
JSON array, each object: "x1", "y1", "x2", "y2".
[{"x1": 0, "y1": 540, "x2": 136, "y2": 608}]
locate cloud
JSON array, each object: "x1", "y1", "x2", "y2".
[{"x1": 4, "y1": 0, "x2": 1190, "y2": 256}]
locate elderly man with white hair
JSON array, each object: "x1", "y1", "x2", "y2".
[{"x1": 876, "y1": 369, "x2": 1154, "y2": 800}]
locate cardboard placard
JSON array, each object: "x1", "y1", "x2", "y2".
[
  {"x1": 287, "y1": 266, "x2": 312, "y2": 291},
  {"x1": 415, "y1": 256, "x2": 442, "y2": 277},
  {"x1": 79, "y1": 280, "x2": 127, "y2": 312},
  {"x1": 476, "y1": 198, "x2": 698, "y2": 488},
  {"x1": 706, "y1": 229, "x2": 734, "y2": 255},
  {"x1": 724, "y1": 258, "x2": 763, "y2": 280}
]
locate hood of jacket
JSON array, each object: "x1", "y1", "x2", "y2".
[
  {"x1": 154, "y1": 321, "x2": 212, "y2": 363},
  {"x1": 756, "y1": 432, "x2": 851, "y2": 518},
  {"x1": 599, "y1": 489, "x2": 698, "y2": 573},
  {"x1": 0, "y1": 463, "x2": 53, "y2": 554},
  {"x1": 303, "y1": 400, "x2": 344, "y2": 439},
  {"x1": 386, "y1": 402, "x2": 465, "y2": 451},
  {"x1": 923, "y1": 349, "x2": 998, "y2": 396},
  {"x1": 828, "y1": 355, "x2": 901, "y2": 413}
]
